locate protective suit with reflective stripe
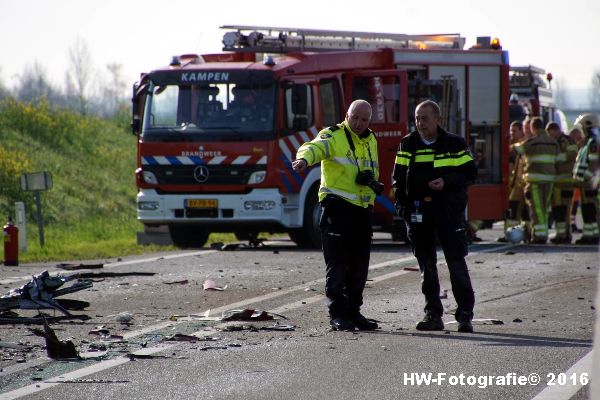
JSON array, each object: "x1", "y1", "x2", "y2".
[
  {"x1": 296, "y1": 121, "x2": 379, "y2": 208},
  {"x1": 573, "y1": 137, "x2": 599, "y2": 242},
  {"x1": 551, "y1": 133, "x2": 578, "y2": 242},
  {"x1": 514, "y1": 128, "x2": 559, "y2": 242}
]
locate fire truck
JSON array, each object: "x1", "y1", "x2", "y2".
[
  {"x1": 509, "y1": 65, "x2": 567, "y2": 128},
  {"x1": 131, "y1": 26, "x2": 510, "y2": 248}
]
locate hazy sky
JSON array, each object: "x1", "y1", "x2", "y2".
[{"x1": 1, "y1": 0, "x2": 598, "y2": 93}]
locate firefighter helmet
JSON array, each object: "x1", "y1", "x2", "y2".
[
  {"x1": 573, "y1": 113, "x2": 599, "y2": 137},
  {"x1": 505, "y1": 226, "x2": 525, "y2": 244}
]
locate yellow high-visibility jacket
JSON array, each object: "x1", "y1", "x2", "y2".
[{"x1": 296, "y1": 121, "x2": 379, "y2": 208}]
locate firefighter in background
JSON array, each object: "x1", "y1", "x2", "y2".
[
  {"x1": 499, "y1": 120, "x2": 531, "y2": 242},
  {"x1": 572, "y1": 113, "x2": 600, "y2": 244},
  {"x1": 547, "y1": 122, "x2": 578, "y2": 243},
  {"x1": 515, "y1": 117, "x2": 559, "y2": 243},
  {"x1": 569, "y1": 127, "x2": 585, "y2": 233}
]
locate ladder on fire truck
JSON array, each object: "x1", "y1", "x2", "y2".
[{"x1": 221, "y1": 25, "x2": 466, "y2": 53}]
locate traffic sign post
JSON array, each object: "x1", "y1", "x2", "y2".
[{"x1": 20, "y1": 172, "x2": 52, "y2": 247}]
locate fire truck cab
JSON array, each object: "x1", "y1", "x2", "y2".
[
  {"x1": 509, "y1": 65, "x2": 567, "y2": 128},
  {"x1": 132, "y1": 26, "x2": 510, "y2": 248}
]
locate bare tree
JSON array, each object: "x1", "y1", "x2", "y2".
[
  {"x1": 590, "y1": 70, "x2": 600, "y2": 111},
  {"x1": 65, "y1": 37, "x2": 94, "y2": 115},
  {"x1": 553, "y1": 77, "x2": 569, "y2": 110},
  {"x1": 14, "y1": 61, "x2": 60, "y2": 104},
  {"x1": 102, "y1": 63, "x2": 127, "y2": 116}
]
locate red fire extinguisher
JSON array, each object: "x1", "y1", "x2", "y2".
[{"x1": 3, "y1": 217, "x2": 19, "y2": 266}]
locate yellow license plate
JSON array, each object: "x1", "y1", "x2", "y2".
[{"x1": 185, "y1": 199, "x2": 218, "y2": 208}]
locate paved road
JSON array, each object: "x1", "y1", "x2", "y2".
[{"x1": 0, "y1": 232, "x2": 597, "y2": 399}]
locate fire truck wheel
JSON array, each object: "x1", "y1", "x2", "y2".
[
  {"x1": 289, "y1": 185, "x2": 321, "y2": 248},
  {"x1": 168, "y1": 225, "x2": 210, "y2": 248}
]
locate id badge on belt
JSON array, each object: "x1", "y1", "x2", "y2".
[{"x1": 410, "y1": 200, "x2": 423, "y2": 223}]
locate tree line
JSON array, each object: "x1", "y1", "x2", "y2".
[{"x1": 0, "y1": 38, "x2": 128, "y2": 119}]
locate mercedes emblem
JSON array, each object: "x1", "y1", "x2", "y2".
[{"x1": 193, "y1": 165, "x2": 210, "y2": 183}]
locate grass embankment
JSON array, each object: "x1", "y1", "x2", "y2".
[{"x1": 0, "y1": 98, "x2": 233, "y2": 263}]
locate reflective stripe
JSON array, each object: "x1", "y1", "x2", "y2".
[
  {"x1": 397, "y1": 151, "x2": 412, "y2": 157},
  {"x1": 434, "y1": 154, "x2": 473, "y2": 167},
  {"x1": 415, "y1": 154, "x2": 434, "y2": 162},
  {"x1": 395, "y1": 156, "x2": 410, "y2": 166},
  {"x1": 416, "y1": 149, "x2": 434, "y2": 154},
  {"x1": 525, "y1": 173, "x2": 555, "y2": 182},
  {"x1": 590, "y1": 153, "x2": 599, "y2": 161},
  {"x1": 317, "y1": 140, "x2": 331, "y2": 159},
  {"x1": 320, "y1": 187, "x2": 358, "y2": 201},
  {"x1": 528, "y1": 154, "x2": 557, "y2": 163},
  {"x1": 332, "y1": 157, "x2": 356, "y2": 166},
  {"x1": 556, "y1": 153, "x2": 567, "y2": 162},
  {"x1": 567, "y1": 144, "x2": 579, "y2": 152},
  {"x1": 555, "y1": 174, "x2": 574, "y2": 183}
]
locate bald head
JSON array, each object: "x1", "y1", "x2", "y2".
[{"x1": 346, "y1": 100, "x2": 372, "y2": 134}]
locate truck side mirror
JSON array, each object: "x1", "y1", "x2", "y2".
[{"x1": 131, "y1": 82, "x2": 147, "y2": 136}]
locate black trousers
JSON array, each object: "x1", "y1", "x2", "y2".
[
  {"x1": 406, "y1": 206, "x2": 475, "y2": 320},
  {"x1": 320, "y1": 197, "x2": 372, "y2": 318}
]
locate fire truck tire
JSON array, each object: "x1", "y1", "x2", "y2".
[
  {"x1": 289, "y1": 185, "x2": 321, "y2": 248},
  {"x1": 168, "y1": 225, "x2": 210, "y2": 248}
]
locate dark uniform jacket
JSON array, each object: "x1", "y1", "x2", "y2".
[{"x1": 393, "y1": 127, "x2": 478, "y2": 219}]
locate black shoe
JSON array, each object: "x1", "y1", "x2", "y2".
[
  {"x1": 349, "y1": 313, "x2": 379, "y2": 330},
  {"x1": 550, "y1": 236, "x2": 571, "y2": 244},
  {"x1": 530, "y1": 238, "x2": 547, "y2": 244},
  {"x1": 416, "y1": 314, "x2": 444, "y2": 331},
  {"x1": 457, "y1": 319, "x2": 474, "y2": 333},
  {"x1": 330, "y1": 317, "x2": 356, "y2": 331},
  {"x1": 575, "y1": 236, "x2": 599, "y2": 245},
  {"x1": 496, "y1": 236, "x2": 508, "y2": 243}
]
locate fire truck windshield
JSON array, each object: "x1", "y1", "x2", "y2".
[{"x1": 142, "y1": 82, "x2": 275, "y2": 142}]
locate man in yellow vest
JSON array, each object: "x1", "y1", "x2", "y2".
[
  {"x1": 293, "y1": 100, "x2": 382, "y2": 331},
  {"x1": 546, "y1": 122, "x2": 578, "y2": 243},
  {"x1": 514, "y1": 117, "x2": 559, "y2": 243}
]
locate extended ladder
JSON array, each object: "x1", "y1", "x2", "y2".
[{"x1": 221, "y1": 25, "x2": 466, "y2": 53}]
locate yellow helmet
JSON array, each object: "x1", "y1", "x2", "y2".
[{"x1": 573, "y1": 113, "x2": 599, "y2": 137}]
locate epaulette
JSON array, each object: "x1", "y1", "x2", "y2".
[{"x1": 327, "y1": 124, "x2": 343, "y2": 133}]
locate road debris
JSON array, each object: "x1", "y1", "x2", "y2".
[
  {"x1": 403, "y1": 267, "x2": 419, "y2": 272},
  {"x1": 56, "y1": 263, "x2": 103, "y2": 271},
  {"x1": 30, "y1": 317, "x2": 79, "y2": 360},
  {"x1": 0, "y1": 270, "x2": 92, "y2": 322},
  {"x1": 163, "y1": 279, "x2": 189, "y2": 285},
  {"x1": 115, "y1": 312, "x2": 134, "y2": 323},
  {"x1": 260, "y1": 323, "x2": 295, "y2": 331},
  {"x1": 221, "y1": 309, "x2": 286, "y2": 321},
  {"x1": 203, "y1": 279, "x2": 226, "y2": 291}
]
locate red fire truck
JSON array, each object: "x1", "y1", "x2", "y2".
[
  {"x1": 509, "y1": 65, "x2": 567, "y2": 128},
  {"x1": 131, "y1": 26, "x2": 510, "y2": 248}
]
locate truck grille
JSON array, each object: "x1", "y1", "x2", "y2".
[{"x1": 144, "y1": 165, "x2": 262, "y2": 185}]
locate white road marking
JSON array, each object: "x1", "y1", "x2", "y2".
[{"x1": 530, "y1": 350, "x2": 592, "y2": 400}]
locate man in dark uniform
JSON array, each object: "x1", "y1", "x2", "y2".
[
  {"x1": 393, "y1": 100, "x2": 478, "y2": 333},
  {"x1": 293, "y1": 100, "x2": 383, "y2": 331}
]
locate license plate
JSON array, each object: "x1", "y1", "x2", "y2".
[{"x1": 185, "y1": 199, "x2": 218, "y2": 208}]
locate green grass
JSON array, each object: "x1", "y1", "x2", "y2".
[{"x1": 0, "y1": 98, "x2": 240, "y2": 263}]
